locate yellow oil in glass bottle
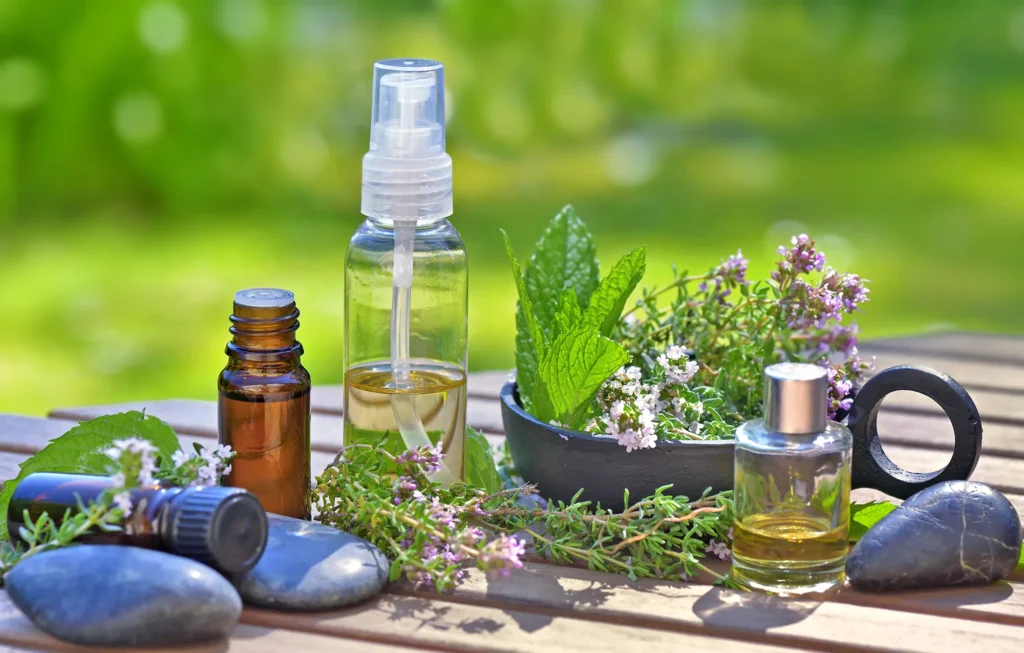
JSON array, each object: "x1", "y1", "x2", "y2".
[
  {"x1": 731, "y1": 363, "x2": 852, "y2": 594},
  {"x1": 344, "y1": 59, "x2": 467, "y2": 483},
  {"x1": 218, "y1": 288, "x2": 312, "y2": 519}
]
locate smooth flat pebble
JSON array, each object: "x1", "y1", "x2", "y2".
[
  {"x1": 847, "y1": 480, "x2": 1023, "y2": 591},
  {"x1": 6, "y1": 545, "x2": 241, "y2": 647},
  {"x1": 231, "y1": 514, "x2": 389, "y2": 611}
]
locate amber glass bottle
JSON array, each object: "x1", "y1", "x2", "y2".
[
  {"x1": 218, "y1": 288, "x2": 312, "y2": 519},
  {"x1": 8, "y1": 472, "x2": 268, "y2": 573}
]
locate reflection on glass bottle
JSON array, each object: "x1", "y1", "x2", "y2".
[{"x1": 731, "y1": 363, "x2": 852, "y2": 594}]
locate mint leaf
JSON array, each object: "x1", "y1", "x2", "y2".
[
  {"x1": 503, "y1": 230, "x2": 546, "y2": 411},
  {"x1": 552, "y1": 287, "x2": 582, "y2": 341},
  {"x1": 535, "y1": 326, "x2": 629, "y2": 428},
  {"x1": 0, "y1": 411, "x2": 181, "y2": 540},
  {"x1": 848, "y1": 501, "x2": 898, "y2": 542},
  {"x1": 584, "y1": 246, "x2": 646, "y2": 337},
  {"x1": 465, "y1": 429, "x2": 503, "y2": 494},
  {"x1": 524, "y1": 205, "x2": 600, "y2": 335}
]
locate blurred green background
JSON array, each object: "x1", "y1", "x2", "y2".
[{"x1": 1, "y1": 0, "x2": 1022, "y2": 415}]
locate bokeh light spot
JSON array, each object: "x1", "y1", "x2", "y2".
[
  {"x1": 218, "y1": 0, "x2": 267, "y2": 43},
  {"x1": 139, "y1": 1, "x2": 189, "y2": 54},
  {"x1": 113, "y1": 92, "x2": 165, "y2": 145},
  {"x1": 0, "y1": 58, "x2": 45, "y2": 112},
  {"x1": 604, "y1": 135, "x2": 657, "y2": 187},
  {"x1": 1010, "y1": 7, "x2": 1024, "y2": 51}
]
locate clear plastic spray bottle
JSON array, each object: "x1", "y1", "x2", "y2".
[{"x1": 343, "y1": 59, "x2": 467, "y2": 484}]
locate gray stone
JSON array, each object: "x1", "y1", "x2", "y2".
[
  {"x1": 6, "y1": 545, "x2": 241, "y2": 647},
  {"x1": 847, "y1": 481, "x2": 1023, "y2": 591},
  {"x1": 231, "y1": 514, "x2": 389, "y2": 611}
]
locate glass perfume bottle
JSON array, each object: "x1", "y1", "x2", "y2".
[
  {"x1": 731, "y1": 363, "x2": 852, "y2": 594},
  {"x1": 8, "y1": 472, "x2": 268, "y2": 574},
  {"x1": 343, "y1": 59, "x2": 468, "y2": 484},
  {"x1": 218, "y1": 288, "x2": 312, "y2": 519}
]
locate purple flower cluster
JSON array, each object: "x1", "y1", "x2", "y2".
[
  {"x1": 811, "y1": 323, "x2": 859, "y2": 358},
  {"x1": 772, "y1": 236, "x2": 869, "y2": 331},
  {"x1": 773, "y1": 234, "x2": 825, "y2": 282},
  {"x1": 479, "y1": 535, "x2": 527, "y2": 577},
  {"x1": 395, "y1": 445, "x2": 443, "y2": 474},
  {"x1": 700, "y1": 249, "x2": 749, "y2": 299},
  {"x1": 390, "y1": 444, "x2": 527, "y2": 588},
  {"x1": 821, "y1": 362, "x2": 855, "y2": 420}
]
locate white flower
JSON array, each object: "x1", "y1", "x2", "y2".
[
  {"x1": 685, "y1": 360, "x2": 699, "y2": 379},
  {"x1": 666, "y1": 345, "x2": 686, "y2": 361},
  {"x1": 693, "y1": 401, "x2": 704, "y2": 416},
  {"x1": 172, "y1": 449, "x2": 193, "y2": 467},
  {"x1": 110, "y1": 472, "x2": 126, "y2": 488},
  {"x1": 622, "y1": 381, "x2": 640, "y2": 396},
  {"x1": 689, "y1": 421, "x2": 702, "y2": 435},
  {"x1": 624, "y1": 366, "x2": 643, "y2": 381},
  {"x1": 609, "y1": 400, "x2": 626, "y2": 420},
  {"x1": 113, "y1": 491, "x2": 133, "y2": 517},
  {"x1": 656, "y1": 354, "x2": 670, "y2": 369}
]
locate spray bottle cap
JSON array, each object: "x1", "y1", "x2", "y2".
[{"x1": 362, "y1": 58, "x2": 452, "y2": 224}]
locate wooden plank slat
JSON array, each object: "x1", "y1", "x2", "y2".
[
  {"x1": 861, "y1": 333, "x2": 1024, "y2": 366},
  {"x1": 48, "y1": 401, "x2": 345, "y2": 456},
  {"x1": 242, "y1": 594, "x2": 792, "y2": 653},
  {"x1": 0, "y1": 592, "x2": 413, "y2": 653},
  {"x1": 396, "y1": 565, "x2": 1024, "y2": 653},
  {"x1": 867, "y1": 352, "x2": 1024, "y2": 393},
  {"x1": 880, "y1": 389, "x2": 1024, "y2": 427}
]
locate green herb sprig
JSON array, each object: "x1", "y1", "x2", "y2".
[{"x1": 313, "y1": 438, "x2": 739, "y2": 591}]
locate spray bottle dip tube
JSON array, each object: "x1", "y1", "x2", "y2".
[
  {"x1": 218, "y1": 288, "x2": 312, "y2": 519},
  {"x1": 344, "y1": 59, "x2": 468, "y2": 484}
]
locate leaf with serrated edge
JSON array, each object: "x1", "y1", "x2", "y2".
[
  {"x1": 536, "y1": 326, "x2": 629, "y2": 428},
  {"x1": 0, "y1": 411, "x2": 182, "y2": 539},
  {"x1": 848, "y1": 501, "x2": 898, "y2": 542},
  {"x1": 584, "y1": 246, "x2": 646, "y2": 337},
  {"x1": 465, "y1": 428, "x2": 503, "y2": 494},
  {"x1": 503, "y1": 230, "x2": 546, "y2": 410},
  {"x1": 524, "y1": 205, "x2": 600, "y2": 335}
]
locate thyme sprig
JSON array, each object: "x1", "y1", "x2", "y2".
[
  {"x1": 313, "y1": 441, "x2": 740, "y2": 591},
  {"x1": 0, "y1": 493, "x2": 124, "y2": 579}
]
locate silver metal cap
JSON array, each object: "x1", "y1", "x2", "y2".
[
  {"x1": 234, "y1": 288, "x2": 294, "y2": 308},
  {"x1": 763, "y1": 363, "x2": 828, "y2": 434}
]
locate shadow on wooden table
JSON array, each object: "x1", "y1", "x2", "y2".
[{"x1": 692, "y1": 589, "x2": 822, "y2": 631}]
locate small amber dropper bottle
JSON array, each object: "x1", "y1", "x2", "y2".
[{"x1": 218, "y1": 288, "x2": 312, "y2": 519}]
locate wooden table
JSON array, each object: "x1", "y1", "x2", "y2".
[{"x1": 1, "y1": 331, "x2": 1023, "y2": 652}]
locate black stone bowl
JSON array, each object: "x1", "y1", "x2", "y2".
[{"x1": 500, "y1": 365, "x2": 985, "y2": 512}]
